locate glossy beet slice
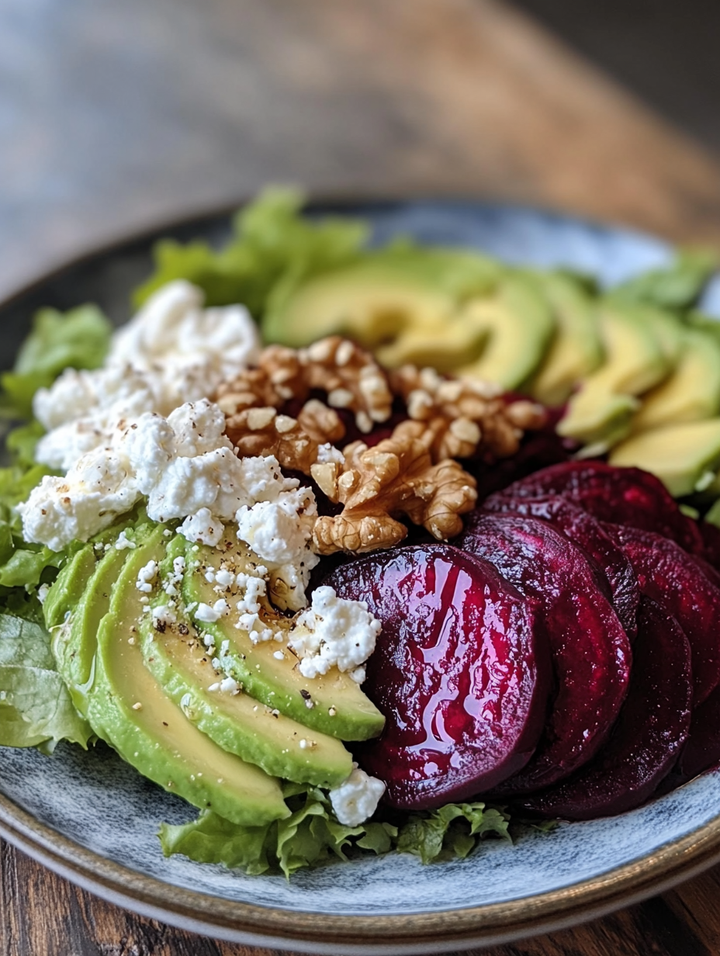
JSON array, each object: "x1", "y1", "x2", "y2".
[
  {"x1": 700, "y1": 520, "x2": 720, "y2": 573},
  {"x1": 666, "y1": 685, "x2": 720, "y2": 787},
  {"x1": 522, "y1": 597, "x2": 692, "y2": 820},
  {"x1": 456, "y1": 513, "x2": 632, "y2": 794},
  {"x1": 606, "y1": 524, "x2": 720, "y2": 706},
  {"x1": 482, "y1": 493, "x2": 639, "y2": 640},
  {"x1": 499, "y1": 461, "x2": 703, "y2": 554},
  {"x1": 324, "y1": 544, "x2": 551, "y2": 810}
]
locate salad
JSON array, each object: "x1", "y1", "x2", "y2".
[{"x1": 2, "y1": 189, "x2": 720, "y2": 879}]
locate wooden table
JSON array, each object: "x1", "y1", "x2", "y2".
[{"x1": 4, "y1": 1, "x2": 720, "y2": 953}]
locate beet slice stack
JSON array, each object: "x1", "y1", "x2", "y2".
[
  {"x1": 522, "y1": 596, "x2": 692, "y2": 820},
  {"x1": 324, "y1": 544, "x2": 551, "y2": 810},
  {"x1": 499, "y1": 460, "x2": 704, "y2": 555},
  {"x1": 605, "y1": 525, "x2": 720, "y2": 707},
  {"x1": 456, "y1": 513, "x2": 632, "y2": 795},
  {"x1": 482, "y1": 492, "x2": 639, "y2": 640}
]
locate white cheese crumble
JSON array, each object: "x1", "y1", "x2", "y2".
[
  {"x1": 32, "y1": 280, "x2": 260, "y2": 470},
  {"x1": 329, "y1": 765, "x2": 385, "y2": 826},
  {"x1": 136, "y1": 560, "x2": 158, "y2": 593},
  {"x1": 115, "y1": 530, "x2": 136, "y2": 550},
  {"x1": 288, "y1": 586, "x2": 381, "y2": 682},
  {"x1": 195, "y1": 602, "x2": 223, "y2": 623}
]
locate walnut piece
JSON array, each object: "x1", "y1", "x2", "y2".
[
  {"x1": 389, "y1": 365, "x2": 547, "y2": 461},
  {"x1": 218, "y1": 336, "x2": 393, "y2": 436},
  {"x1": 311, "y1": 433, "x2": 477, "y2": 554}
]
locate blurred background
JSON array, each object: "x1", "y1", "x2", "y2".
[{"x1": 3, "y1": 0, "x2": 720, "y2": 300}]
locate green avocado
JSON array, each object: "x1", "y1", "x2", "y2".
[
  {"x1": 262, "y1": 252, "x2": 501, "y2": 374},
  {"x1": 527, "y1": 273, "x2": 603, "y2": 406},
  {"x1": 631, "y1": 327, "x2": 720, "y2": 431},
  {"x1": 87, "y1": 528, "x2": 289, "y2": 827},
  {"x1": 609, "y1": 419, "x2": 720, "y2": 497},
  {"x1": 43, "y1": 544, "x2": 96, "y2": 631},
  {"x1": 456, "y1": 273, "x2": 556, "y2": 390},
  {"x1": 141, "y1": 536, "x2": 353, "y2": 787},
  {"x1": 182, "y1": 534, "x2": 385, "y2": 742},
  {"x1": 558, "y1": 302, "x2": 673, "y2": 451},
  {"x1": 51, "y1": 543, "x2": 130, "y2": 716}
]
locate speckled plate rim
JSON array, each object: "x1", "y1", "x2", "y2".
[{"x1": 2, "y1": 195, "x2": 720, "y2": 954}]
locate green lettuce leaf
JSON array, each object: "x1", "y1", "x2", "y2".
[
  {"x1": 0, "y1": 613, "x2": 92, "y2": 751},
  {"x1": 610, "y1": 249, "x2": 717, "y2": 311},
  {"x1": 132, "y1": 188, "x2": 368, "y2": 314},
  {"x1": 1, "y1": 304, "x2": 112, "y2": 418},
  {"x1": 160, "y1": 786, "x2": 517, "y2": 877},
  {"x1": 159, "y1": 786, "x2": 394, "y2": 879},
  {"x1": 396, "y1": 802, "x2": 511, "y2": 864}
]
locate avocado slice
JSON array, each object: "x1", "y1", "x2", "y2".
[
  {"x1": 183, "y1": 534, "x2": 385, "y2": 742},
  {"x1": 456, "y1": 273, "x2": 556, "y2": 390},
  {"x1": 87, "y1": 528, "x2": 289, "y2": 827},
  {"x1": 43, "y1": 545, "x2": 97, "y2": 631},
  {"x1": 141, "y1": 536, "x2": 353, "y2": 787},
  {"x1": 527, "y1": 273, "x2": 603, "y2": 406},
  {"x1": 558, "y1": 302, "x2": 672, "y2": 451},
  {"x1": 52, "y1": 544, "x2": 130, "y2": 716},
  {"x1": 263, "y1": 253, "x2": 502, "y2": 374},
  {"x1": 631, "y1": 327, "x2": 720, "y2": 431},
  {"x1": 609, "y1": 419, "x2": 720, "y2": 497}
]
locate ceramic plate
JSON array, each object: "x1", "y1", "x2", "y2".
[{"x1": 3, "y1": 199, "x2": 720, "y2": 955}]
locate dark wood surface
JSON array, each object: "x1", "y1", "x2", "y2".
[{"x1": 4, "y1": 1, "x2": 720, "y2": 953}]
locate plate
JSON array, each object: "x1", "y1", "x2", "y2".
[{"x1": 3, "y1": 199, "x2": 720, "y2": 955}]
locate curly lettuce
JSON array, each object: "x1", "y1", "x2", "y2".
[{"x1": 159, "y1": 784, "x2": 512, "y2": 878}]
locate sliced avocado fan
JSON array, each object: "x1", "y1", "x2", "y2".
[
  {"x1": 456, "y1": 273, "x2": 556, "y2": 390},
  {"x1": 60, "y1": 526, "x2": 289, "y2": 827},
  {"x1": 558, "y1": 302, "x2": 674, "y2": 452},
  {"x1": 527, "y1": 272, "x2": 603, "y2": 406},
  {"x1": 183, "y1": 533, "x2": 385, "y2": 742},
  {"x1": 631, "y1": 327, "x2": 720, "y2": 432},
  {"x1": 140, "y1": 535, "x2": 353, "y2": 788}
]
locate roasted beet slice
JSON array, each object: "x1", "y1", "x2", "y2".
[
  {"x1": 521, "y1": 597, "x2": 692, "y2": 820},
  {"x1": 666, "y1": 685, "x2": 720, "y2": 787},
  {"x1": 482, "y1": 493, "x2": 639, "y2": 640},
  {"x1": 700, "y1": 520, "x2": 720, "y2": 573},
  {"x1": 498, "y1": 461, "x2": 703, "y2": 555},
  {"x1": 324, "y1": 544, "x2": 550, "y2": 810},
  {"x1": 456, "y1": 513, "x2": 632, "y2": 794},
  {"x1": 606, "y1": 525, "x2": 720, "y2": 706}
]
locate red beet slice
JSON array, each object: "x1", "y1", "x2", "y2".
[
  {"x1": 456, "y1": 513, "x2": 632, "y2": 794},
  {"x1": 482, "y1": 493, "x2": 639, "y2": 640},
  {"x1": 522, "y1": 596, "x2": 692, "y2": 820},
  {"x1": 668, "y1": 685, "x2": 720, "y2": 786},
  {"x1": 499, "y1": 461, "x2": 703, "y2": 555},
  {"x1": 700, "y1": 520, "x2": 720, "y2": 573},
  {"x1": 323, "y1": 544, "x2": 551, "y2": 810},
  {"x1": 606, "y1": 524, "x2": 720, "y2": 706}
]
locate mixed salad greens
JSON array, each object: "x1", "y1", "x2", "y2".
[{"x1": 1, "y1": 189, "x2": 718, "y2": 877}]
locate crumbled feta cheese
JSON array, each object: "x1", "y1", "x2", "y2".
[
  {"x1": 219, "y1": 676, "x2": 240, "y2": 694},
  {"x1": 115, "y1": 529, "x2": 136, "y2": 550},
  {"x1": 235, "y1": 490, "x2": 315, "y2": 565},
  {"x1": 289, "y1": 586, "x2": 381, "y2": 680},
  {"x1": 329, "y1": 765, "x2": 385, "y2": 826},
  {"x1": 214, "y1": 567, "x2": 235, "y2": 589},
  {"x1": 136, "y1": 560, "x2": 158, "y2": 593},
  {"x1": 37, "y1": 583, "x2": 50, "y2": 605},
  {"x1": 152, "y1": 604, "x2": 177, "y2": 626},
  {"x1": 179, "y1": 508, "x2": 224, "y2": 547},
  {"x1": 195, "y1": 602, "x2": 222, "y2": 623}
]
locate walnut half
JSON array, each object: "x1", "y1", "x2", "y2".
[{"x1": 311, "y1": 433, "x2": 477, "y2": 554}]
